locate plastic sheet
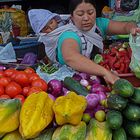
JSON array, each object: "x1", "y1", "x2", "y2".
[
  {"x1": 36, "y1": 64, "x2": 75, "y2": 82},
  {"x1": 0, "y1": 42, "x2": 16, "y2": 63}
]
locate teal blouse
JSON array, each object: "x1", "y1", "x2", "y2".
[{"x1": 57, "y1": 17, "x2": 110, "y2": 64}]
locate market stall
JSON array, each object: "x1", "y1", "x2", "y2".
[{"x1": 0, "y1": 1, "x2": 140, "y2": 140}]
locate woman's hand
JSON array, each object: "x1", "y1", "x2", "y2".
[
  {"x1": 130, "y1": 27, "x2": 140, "y2": 35},
  {"x1": 103, "y1": 70, "x2": 120, "y2": 85}
]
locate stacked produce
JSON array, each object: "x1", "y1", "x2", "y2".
[
  {"x1": 0, "y1": 67, "x2": 48, "y2": 103},
  {"x1": 0, "y1": 69, "x2": 114, "y2": 140},
  {"x1": 0, "y1": 98, "x2": 21, "y2": 137},
  {"x1": 94, "y1": 42, "x2": 132, "y2": 74},
  {"x1": 106, "y1": 78, "x2": 140, "y2": 139},
  {"x1": 0, "y1": 65, "x2": 140, "y2": 140}
]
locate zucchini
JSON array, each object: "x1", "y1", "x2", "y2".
[{"x1": 63, "y1": 77, "x2": 89, "y2": 96}]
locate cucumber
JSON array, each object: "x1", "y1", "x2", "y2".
[
  {"x1": 128, "y1": 137, "x2": 140, "y2": 140},
  {"x1": 106, "y1": 110, "x2": 123, "y2": 130},
  {"x1": 63, "y1": 77, "x2": 89, "y2": 96},
  {"x1": 112, "y1": 79, "x2": 134, "y2": 98},
  {"x1": 125, "y1": 120, "x2": 140, "y2": 138},
  {"x1": 107, "y1": 94, "x2": 128, "y2": 111},
  {"x1": 123, "y1": 104, "x2": 140, "y2": 121},
  {"x1": 130, "y1": 88, "x2": 140, "y2": 104},
  {"x1": 113, "y1": 128, "x2": 127, "y2": 140}
]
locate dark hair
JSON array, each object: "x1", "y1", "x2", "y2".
[{"x1": 69, "y1": 0, "x2": 96, "y2": 15}]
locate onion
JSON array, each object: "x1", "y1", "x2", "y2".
[
  {"x1": 86, "y1": 93, "x2": 100, "y2": 109},
  {"x1": 47, "y1": 79, "x2": 62, "y2": 97},
  {"x1": 84, "y1": 108, "x2": 94, "y2": 117},
  {"x1": 97, "y1": 91, "x2": 107, "y2": 101},
  {"x1": 53, "y1": 121, "x2": 58, "y2": 128},
  {"x1": 80, "y1": 79, "x2": 89, "y2": 87},
  {"x1": 48, "y1": 94, "x2": 56, "y2": 101},
  {"x1": 93, "y1": 104, "x2": 105, "y2": 115},
  {"x1": 90, "y1": 83, "x2": 106, "y2": 93},
  {"x1": 62, "y1": 87, "x2": 70, "y2": 96},
  {"x1": 89, "y1": 76, "x2": 101, "y2": 85},
  {"x1": 72, "y1": 73, "x2": 82, "y2": 81},
  {"x1": 79, "y1": 72, "x2": 90, "y2": 80},
  {"x1": 0, "y1": 65, "x2": 6, "y2": 71}
]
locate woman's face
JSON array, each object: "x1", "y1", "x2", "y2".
[
  {"x1": 71, "y1": 2, "x2": 96, "y2": 31},
  {"x1": 41, "y1": 19, "x2": 58, "y2": 33}
]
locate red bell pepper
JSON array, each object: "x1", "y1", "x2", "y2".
[
  {"x1": 120, "y1": 57, "x2": 125, "y2": 63},
  {"x1": 108, "y1": 56, "x2": 117, "y2": 68},
  {"x1": 124, "y1": 55, "x2": 130, "y2": 64},
  {"x1": 117, "y1": 50, "x2": 127, "y2": 58},
  {"x1": 124, "y1": 63, "x2": 129, "y2": 73},
  {"x1": 119, "y1": 63, "x2": 125, "y2": 73},
  {"x1": 113, "y1": 61, "x2": 121, "y2": 69}
]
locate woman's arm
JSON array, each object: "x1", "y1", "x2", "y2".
[
  {"x1": 107, "y1": 20, "x2": 139, "y2": 35},
  {"x1": 62, "y1": 38, "x2": 119, "y2": 84}
]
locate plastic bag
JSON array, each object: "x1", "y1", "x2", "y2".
[
  {"x1": 120, "y1": 0, "x2": 139, "y2": 11},
  {"x1": 0, "y1": 42, "x2": 16, "y2": 63},
  {"x1": 129, "y1": 34, "x2": 140, "y2": 78},
  {"x1": 36, "y1": 64, "x2": 75, "y2": 82}
]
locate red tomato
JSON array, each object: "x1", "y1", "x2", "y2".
[
  {"x1": 4, "y1": 68, "x2": 17, "y2": 77},
  {"x1": 10, "y1": 70, "x2": 18, "y2": 81},
  {"x1": 27, "y1": 86, "x2": 42, "y2": 96},
  {"x1": 0, "y1": 77, "x2": 11, "y2": 87},
  {"x1": 28, "y1": 73, "x2": 40, "y2": 83},
  {"x1": 0, "y1": 85, "x2": 4, "y2": 96},
  {"x1": 14, "y1": 71, "x2": 29, "y2": 87},
  {"x1": 14, "y1": 94, "x2": 25, "y2": 104},
  {"x1": 31, "y1": 79, "x2": 48, "y2": 91},
  {"x1": 24, "y1": 67, "x2": 35, "y2": 74},
  {"x1": 0, "y1": 94, "x2": 11, "y2": 99},
  {"x1": 0, "y1": 71, "x2": 5, "y2": 77},
  {"x1": 22, "y1": 86, "x2": 30, "y2": 97},
  {"x1": 5, "y1": 81, "x2": 22, "y2": 98}
]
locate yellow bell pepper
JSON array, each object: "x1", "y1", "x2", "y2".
[
  {"x1": 19, "y1": 91, "x2": 54, "y2": 139},
  {"x1": 53, "y1": 91, "x2": 87, "y2": 125}
]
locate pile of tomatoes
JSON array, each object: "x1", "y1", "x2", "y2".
[{"x1": 0, "y1": 67, "x2": 48, "y2": 104}]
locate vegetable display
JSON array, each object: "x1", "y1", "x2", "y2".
[
  {"x1": 63, "y1": 76, "x2": 89, "y2": 96},
  {"x1": 52, "y1": 121, "x2": 87, "y2": 140},
  {"x1": 20, "y1": 52, "x2": 37, "y2": 66},
  {"x1": 0, "y1": 67, "x2": 48, "y2": 101},
  {"x1": 40, "y1": 63, "x2": 58, "y2": 74},
  {"x1": 105, "y1": 79, "x2": 140, "y2": 139},
  {"x1": 0, "y1": 59, "x2": 140, "y2": 140},
  {"x1": 53, "y1": 91, "x2": 87, "y2": 125},
  {"x1": 19, "y1": 91, "x2": 54, "y2": 139},
  {"x1": 0, "y1": 99, "x2": 21, "y2": 136},
  {"x1": 95, "y1": 42, "x2": 132, "y2": 74},
  {"x1": 86, "y1": 118, "x2": 112, "y2": 140},
  {"x1": 47, "y1": 79, "x2": 62, "y2": 97}
]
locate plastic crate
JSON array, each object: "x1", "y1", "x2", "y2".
[{"x1": 13, "y1": 42, "x2": 45, "y2": 60}]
